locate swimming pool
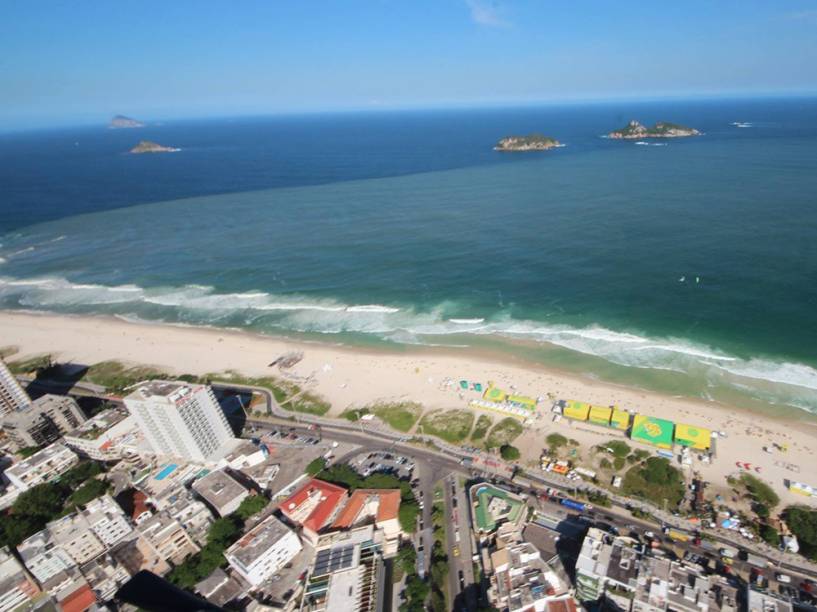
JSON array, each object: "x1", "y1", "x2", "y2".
[{"x1": 154, "y1": 463, "x2": 178, "y2": 480}]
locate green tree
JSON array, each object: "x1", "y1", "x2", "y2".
[
  {"x1": 208, "y1": 517, "x2": 241, "y2": 546},
  {"x1": 784, "y1": 506, "x2": 817, "y2": 560},
  {"x1": 17, "y1": 447, "x2": 41, "y2": 458},
  {"x1": 397, "y1": 543, "x2": 417, "y2": 575},
  {"x1": 760, "y1": 524, "x2": 779, "y2": 547},
  {"x1": 499, "y1": 444, "x2": 520, "y2": 461},
  {"x1": 305, "y1": 457, "x2": 327, "y2": 476},
  {"x1": 235, "y1": 495, "x2": 268, "y2": 520},
  {"x1": 68, "y1": 479, "x2": 109, "y2": 508}
]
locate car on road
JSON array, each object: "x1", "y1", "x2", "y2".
[
  {"x1": 775, "y1": 573, "x2": 791, "y2": 584},
  {"x1": 453, "y1": 546, "x2": 460, "y2": 557}
]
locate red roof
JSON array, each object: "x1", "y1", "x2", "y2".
[
  {"x1": 60, "y1": 584, "x2": 96, "y2": 612},
  {"x1": 547, "y1": 598, "x2": 578, "y2": 612},
  {"x1": 280, "y1": 478, "x2": 347, "y2": 533},
  {"x1": 332, "y1": 489, "x2": 401, "y2": 529},
  {"x1": 131, "y1": 490, "x2": 150, "y2": 521}
]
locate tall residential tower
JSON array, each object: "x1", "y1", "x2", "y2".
[
  {"x1": 0, "y1": 359, "x2": 31, "y2": 416},
  {"x1": 124, "y1": 381, "x2": 233, "y2": 462}
]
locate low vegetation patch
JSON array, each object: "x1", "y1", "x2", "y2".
[
  {"x1": 740, "y1": 473, "x2": 780, "y2": 509},
  {"x1": 486, "y1": 417, "x2": 524, "y2": 449},
  {"x1": 419, "y1": 409, "x2": 474, "y2": 443},
  {"x1": 367, "y1": 401, "x2": 423, "y2": 432},
  {"x1": 546, "y1": 432, "x2": 568, "y2": 451},
  {"x1": 470, "y1": 414, "x2": 492, "y2": 441},
  {"x1": 596, "y1": 440, "x2": 630, "y2": 458},
  {"x1": 210, "y1": 371, "x2": 331, "y2": 416},
  {"x1": 622, "y1": 457, "x2": 685, "y2": 508}
]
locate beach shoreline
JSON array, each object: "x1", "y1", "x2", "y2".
[{"x1": 2, "y1": 309, "x2": 815, "y2": 508}]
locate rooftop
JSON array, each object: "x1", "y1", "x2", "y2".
[
  {"x1": 332, "y1": 489, "x2": 401, "y2": 529},
  {"x1": 226, "y1": 514, "x2": 296, "y2": 567},
  {"x1": 6, "y1": 441, "x2": 76, "y2": 476},
  {"x1": 281, "y1": 478, "x2": 348, "y2": 533},
  {"x1": 64, "y1": 408, "x2": 130, "y2": 440},
  {"x1": 126, "y1": 380, "x2": 205, "y2": 405},
  {"x1": 192, "y1": 469, "x2": 249, "y2": 509}
]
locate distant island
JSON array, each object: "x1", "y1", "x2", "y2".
[
  {"x1": 494, "y1": 133, "x2": 561, "y2": 151},
  {"x1": 607, "y1": 120, "x2": 700, "y2": 139},
  {"x1": 129, "y1": 140, "x2": 180, "y2": 154},
  {"x1": 109, "y1": 115, "x2": 145, "y2": 129}
]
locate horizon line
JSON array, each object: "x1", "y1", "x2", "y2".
[{"x1": 3, "y1": 89, "x2": 817, "y2": 135}]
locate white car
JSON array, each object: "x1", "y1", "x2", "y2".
[{"x1": 776, "y1": 573, "x2": 791, "y2": 584}]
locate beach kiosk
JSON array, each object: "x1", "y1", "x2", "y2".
[
  {"x1": 630, "y1": 414, "x2": 674, "y2": 449},
  {"x1": 609, "y1": 408, "x2": 631, "y2": 431},
  {"x1": 589, "y1": 405, "x2": 613, "y2": 427},
  {"x1": 674, "y1": 423, "x2": 712, "y2": 450},
  {"x1": 563, "y1": 400, "x2": 590, "y2": 421}
]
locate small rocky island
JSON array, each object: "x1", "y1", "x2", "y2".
[
  {"x1": 494, "y1": 133, "x2": 561, "y2": 151},
  {"x1": 129, "y1": 140, "x2": 180, "y2": 154},
  {"x1": 607, "y1": 120, "x2": 700, "y2": 139},
  {"x1": 109, "y1": 114, "x2": 145, "y2": 129}
]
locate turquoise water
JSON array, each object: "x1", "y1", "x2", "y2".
[
  {"x1": 2, "y1": 98, "x2": 817, "y2": 414},
  {"x1": 154, "y1": 463, "x2": 178, "y2": 480}
]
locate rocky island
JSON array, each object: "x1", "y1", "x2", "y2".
[
  {"x1": 494, "y1": 133, "x2": 561, "y2": 151},
  {"x1": 129, "y1": 140, "x2": 180, "y2": 154},
  {"x1": 109, "y1": 114, "x2": 145, "y2": 129},
  {"x1": 607, "y1": 120, "x2": 700, "y2": 139}
]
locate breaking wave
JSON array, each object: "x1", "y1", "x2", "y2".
[{"x1": 1, "y1": 274, "x2": 816, "y2": 411}]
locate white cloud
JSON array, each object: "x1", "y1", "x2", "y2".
[{"x1": 465, "y1": 0, "x2": 510, "y2": 28}]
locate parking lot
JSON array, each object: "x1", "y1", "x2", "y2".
[{"x1": 350, "y1": 450, "x2": 415, "y2": 480}]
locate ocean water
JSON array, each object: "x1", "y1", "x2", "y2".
[{"x1": 2, "y1": 98, "x2": 817, "y2": 416}]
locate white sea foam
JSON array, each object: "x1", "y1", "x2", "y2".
[
  {"x1": 345, "y1": 304, "x2": 401, "y2": 313},
  {"x1": 2, "y1": 273, "x2": 817, "y2": 409}
]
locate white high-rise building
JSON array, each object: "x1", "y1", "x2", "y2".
[
  {"x1": 124, "y1": 381, "x2": 233, "y2": 462},
  {"x1": 0, "y1": 359, "x2": 31, "y2": 416}
]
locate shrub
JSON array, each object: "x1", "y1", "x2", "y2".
[
  {"x1": 500, "y1": 444, "x2": 520, "y2": 461},
  {"x1": 741, "y1": 474, "x2": 780, "y2": 508}
]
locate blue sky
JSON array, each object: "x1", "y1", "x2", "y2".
[{"x1": 2, "y1": 0, "x2": 817, "y2": 128}]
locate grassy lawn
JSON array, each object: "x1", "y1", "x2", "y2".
[
  {"x1": 418, "y1": 409, "x2": 474, "y2": 444},
  {"x1": 470, "y1": 414, "x2": 492, "y2": 441},
  {"x1": 622, "y1": 457, "x2": 685, "y2": 508},
  {"x1": 485, "y1": 417, "x2": 524, "y2": 449},
  {"x1": 367, "y1": 401, "x2": 423, "y2": 432}
]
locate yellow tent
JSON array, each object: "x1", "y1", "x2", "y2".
[
  {"x1": 508, "y1": 394, "x2": 536, "y2": 410},
  {"x1": 589, "y1": 405, "x2": 612, "y2": 426},
  {"x1": 610, "y1": 408, "x2": 630, "y2": 431},
  {"x1": 674, "y1": 423, "x2": 711, "y2": 450},
  {"x1": 483, "y1": 385, "x2": 507, "y2": 403},
  {"x1": 563, "y1": 400, "x2": 590, "y2": 421}
]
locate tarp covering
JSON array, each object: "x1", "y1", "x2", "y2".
[
  {"x1": 631, "y1": 414, "x2": 674, "y2": 449},
  {"x1": 563, "y1": 400, "x2": 590, "y2": 421},
  {"x1": 589, "y1": 405, "x2": 613, "y2": 426},
  {"x1": 674, "y1": 423, "x2": 711, "y2": 450},
  {"x1": 508, "y1": 394, "x2": 536, "y2": 410},
  {"x1": 610, "y1": 408, "x2": 631, "y2": 431},
  {"x1": 483, "y1": 385, "x2": 507, "y2": 403}
]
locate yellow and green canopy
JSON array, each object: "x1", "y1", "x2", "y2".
[
  {"x1": 610, "y1": 408, "x2": 631, "y2": 431},
  {"x1": 631, "y1": 414, "x2": 674, "y2": 449},
  {"x1": 674, "y1": 423, "x2": 711, "y2": 450},
  {"x1": 589, "y1": 405, "x2": 612, "y2": 426},
  {"x1": 564, "y1": 400, "x2": 590, "y2": 421}
]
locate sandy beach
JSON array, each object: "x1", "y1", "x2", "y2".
[{"x1": 2, "y1": 310, "x2": 815, "y2": 510}]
